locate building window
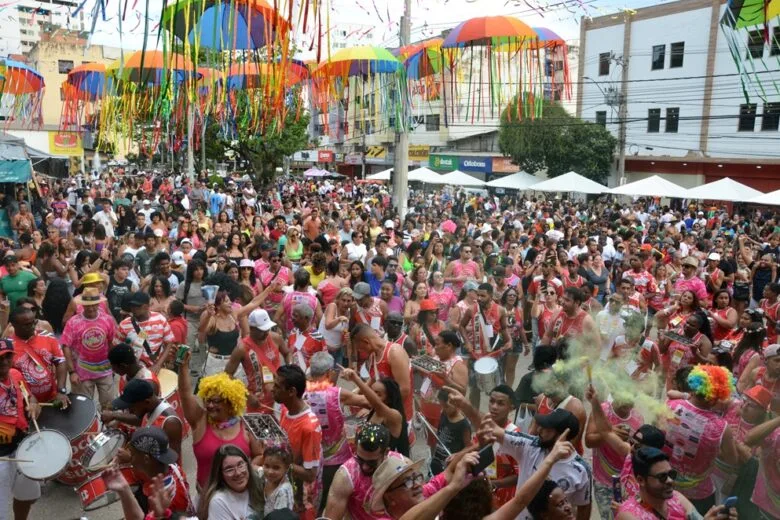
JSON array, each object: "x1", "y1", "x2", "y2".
[
  {"x1": 651, "y1": 44, "x2": 665, "y2": 70},
  {"x1": 598, "y1": 52, "x2": 610, "y2": 76},
  {"x1": 670, "y1": 42, "x2": 685, "y2": 68},
  {"x1": 771, "y1": 27, "x2": 780, "y2": 56},
  {"x1": 747, "y1": 30, "x2": 764, "y2": 59},
  {"x1": 595, "y1": 111, "x2": 607, "y2": 127},
  {"x1": 665, "y1": 107, "x2": 680, "y2": 133},
  {"x1": 647, "y1": 108, "x2": 661, "y2": 133},
  {"x1": 58, "y1": 60, "x2": 74, "y2": 74},
  {"x1": 761, "y1": 102, "x2": 780, "y2": 131},
  {"x1": 738, "y1": 103, "x2": 757, "y2": 131},
  {"x1": 426, "y1": 115, "x2": 440, "y2": 131}
]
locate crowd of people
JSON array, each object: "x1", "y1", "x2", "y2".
[{"x1": 0, "y1": 168, "x2": 775, "y2": 520}]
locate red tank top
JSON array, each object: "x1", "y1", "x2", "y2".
[
  {"x1": 369, "y1": 342, "x2": 413, "y2": 421},
  {"x1": 242, "y1": 336, "x2": 282, "y2": 410}
]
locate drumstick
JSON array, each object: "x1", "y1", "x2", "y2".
[
  {"x1": 18, "y1": 382, "x2": 39, "y2": 434},
  {"x1": 0, "y1": 457, "x2": 33, "y2": 463}
]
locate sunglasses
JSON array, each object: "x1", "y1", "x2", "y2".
[
  {"x1": 355, "y1": 454, "x2": 381, "y2": 470},
  {"x1": 647, "y1": 469, "x2": 678, "y2": 482},
  {"x1": 389, "y1": 473, "x2": 424, "y2": 491}
]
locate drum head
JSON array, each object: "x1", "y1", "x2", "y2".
[
  {"x1": 158, "y1": 369, "x2": 177, "y2": 399},
  {"x1": 37, "y1": 393, "x2": 96, "y2": 439},
  {"x1": 474, "y1": 357, "x2": 498, "y2": 374},
  {"x1": 81, "y1": 430, "x2": 125, "y2": 471},
  {"x1": 17, "y1": 430, "x2": 71, "y2": 480}
]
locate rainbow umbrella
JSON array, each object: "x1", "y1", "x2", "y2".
[
  {"x1": 530, "y1": 27, "x2": 565, "y2": 48},
  {"x1": 722, "y1": 0, "x2": 780, "y2": 29},
  {"x1": 0, "y1": 58, "x2": 44, "y2": 95},
  {"x1": 226, "y1": 62, "x2": 307, "y2": 90},
  {"x1": 161, "y1": 0, "x2": 290, "y2": 51},
  {"x1": 65, "y1": 62, "x2": 107, "y2": 101},
  {"x1": 441, "y1": 15, "x2": 537, "y2": 47},
  {"x1": 314, "y1": 46, "x2": 402, "y2": 77},
  {"x1": 108, "y1": 50, "x2": 199, "y2": 85},
  {"x1": 400, "y1": 39, "x2": 450, "y2": 80}
]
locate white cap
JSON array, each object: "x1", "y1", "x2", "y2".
[
  {"x1": 143, "y1": 199, "x2": 151, "y2": 205},
  {"x1": 708, "y1": 252, "x2": 721, "y2": 261},
  {"x1": 171, "y1": 251, "x2": 186, "y2": 266},
  {"x1": 384, "y1": 219, "x2": 395, "y2": 229},
  {"x1": 248, "y1": 309, "x2": 276, "y2": 331},
  {"x1": 180, "y1": 238, "x2": 193, "y2": 246},
  {"x1": 153, "y1": 229, "x2": 164, "y2": 237},
  {"x1": 240, "y1": 259, "x2": 254, "y2": 268}
]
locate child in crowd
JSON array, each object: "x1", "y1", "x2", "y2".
[
  {"x1": 430, "y1": 390, "x2": 471, "y2": 475},
  {"x1": 260, "y1": 444, "x2": 295, "y2": 516}
]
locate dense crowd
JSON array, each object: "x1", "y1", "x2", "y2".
[{"x1": 0, "y1": 167, "x2": 776, "y2": 520}]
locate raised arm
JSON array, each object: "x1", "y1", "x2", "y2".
[
  {"x1": 340, "y1": 368, "x2": 402, "y2": 437},
  {"x1": 177, "y1": 351, "x2": 205, "y2": 427}
]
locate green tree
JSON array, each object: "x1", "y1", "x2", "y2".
[{"x1": 499, "y1": 99, "x2": 617, "y2": 184}]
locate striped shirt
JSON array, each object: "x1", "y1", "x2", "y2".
[{"x1": 117, "y1": 312, "x2": 174, "y2": 366}]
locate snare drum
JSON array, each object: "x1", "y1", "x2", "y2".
[
  {"x1": 37, "y1": 393, "x2": 101, "y2": 486},
  {"x1": 76, "y1": 473, "x2": 120, "y2": 511},
  {"x1": 157, "y1": 369, "x2": 191, "y2": 437},
  {"x1": 80, "y1": 430, "x2": 125, "y2": 473},
  {"x1": 474, "y1": 357, "x2": 500, "y2": 395},
  {"x1": 16, "y1": 429, "x2": 71, "y2": 481}
]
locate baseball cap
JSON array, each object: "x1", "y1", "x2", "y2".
[
  {"x1": 744, "y1": 385, "x2": 772, "y2": 410},
  {"x1": 3, "y1": 255, "x2": 18, "y2": 266},
  {"x1": 463, "y1": 280, "x2": 479, "y2": 292},
  {"x1": 180, "y1": 238, "x2": 193, "y2": 246},
  {"x1": 384, "y1": 220, "x2": 395, "y2": 229},
  {"x1": 632, "y1": 424, "x2": 666, "y2": 449},
  {"x1": 386, "y1": 311, "x2": 404, "y2": 324},
  {"x1": 127, "y1": 292, "x2": 151, "y2": 308},
  {"x1": 112, "y1": 378, "x2": 155, "y2": 410},
  {"x1": 142, "y1": 199, "x2": 151, "y2": 205},
  {"x1": 0, "y1": 338, "x2": 14, "y2": 357},
  {"x1": 707, "y1": 252, "x2": 721, "y2": 261},
  {"x1": 171, "y1": 251, "x2": 186, "y2": 266},
  {"x1": 129, "y1": 426, "x2": 178, "y2": 465},
  {"x1": 765, "y1": 344, "x2": 780, "y2": 359},
  {"x1": 240, "y1": 259, "x2": 254, "y2": 269},
  {"x1": 352, "y1": 282, "x2": 371, "y2": 300},
  {"x1": 534, "y1": 409, "x2": 580, "y2": 439},
  {"x1": 248, "y1": 309, "x2": 276, "y2": 331},
  {"x1": 419, "y1": 299, "x2": 437, "y2": 312}
]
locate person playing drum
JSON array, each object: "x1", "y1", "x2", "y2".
[
  {"x1": 415, "y1": 330, "x2": 468, "y2": 432},
  {"x1": 8, "y1": 306, "x2": 69, "y2": 409},
  {"x1": 0, "y1": 338, "x2": 41, "y2": 520},
  {"x1": 110, "y1": 379, "x2": 183, "y2": 466},
  {"x1": 107, "y1": 343, "x2": 162, "y2": 397},
  {"x1": 116, "y1": 292, "x2": 175, "y2": 367}
]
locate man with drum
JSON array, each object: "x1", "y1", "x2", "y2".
[
  {"x1": 8, "y1": 306, "x2": 69, "y2": 409},
  {"x1": 539, "y1": 287, "x2": 599, "y2": 359},
  {"x1": 0, "y1": 338, "x2": 41, "y2": 520},
  {"x1": 225, "y1": 309, "x2": 287, "y2": 412},
  {"x1": 116, "y1": 292, "x2": 175, "y2": 367},
  {"x1": 61, "y1": 287, "x2": 117, "y2": 410},
  {"x1": 111, "y1": 379, "x2": 183, "y2": 465},
  {"x1": 458, "y1": 283, "x2": 512, "y2": 410}
]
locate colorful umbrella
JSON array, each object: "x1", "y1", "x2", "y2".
[
  {"x1": 314, "y1": 46, "x2": 402, "y2": 77},
  {"x1": 396, "y1": 38, "x2": 450, "y2": 80},
  {"x1": 226, "y1": 62, "x2": 306, "y2": 90},
  {"x1": 108, "y1": 50, "x2": 199, "y2": 85},
  {"x1": 0, "y1": 58, "x2": 45, "y2": 95},
  {"x1": 161, "y1": 0, "x2": 290, "y2": 51},
  {"x1": 721, "y1": 0, "x2": 780, "y2": 29},
  {"x1": 530, "y1": 27, "x2": 566, "y2": 49},
  {"x1": 65, "y1": 62, "x2": 107, "y2": 101},
  {"x1": 441, "y1": 15, "x2": 537, "y2": 47}
]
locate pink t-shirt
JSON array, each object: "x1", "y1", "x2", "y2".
[
  {"x1": 617, "y1": 494, "x2": 687, "y2": 519},
  {"x1": 593, "y1": 403, "x2": 643, "y2": 485},
  {"x1": 753, "y1": 426, "x2": 780, "y2": 518},
  {"x1": 673, "y1": 276, "x2": 708, "y2": 303},
  {"x1": 60, "y1": 310, "x2": 116, "y2": 380}
]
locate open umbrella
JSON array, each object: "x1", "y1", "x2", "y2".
[
  {"x1": 161, "y1": 0, "x2": 290, "y2": 51},
  {"x1": 65, "y1": 62, "x2": 107, "y2": 102},
  {"x1": 108, "y1": 50, "x2": 199, "y2": 85},
  {"x1": 314, "y1": 46, "x2": 403, "y2": 77},
  {"x1": 0, "y1": 58, "x2": 45, "y2": 124}
]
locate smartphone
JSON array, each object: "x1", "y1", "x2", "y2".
[
  {"x1": 174, "y1": 345, "x2": 190, "y2": 370},
  {"x1": 471, "y1": 444, "x2": 495, "y2": 476},
  {"x1": 723, "y1": 496, "x2": 737, "y2": 510}
]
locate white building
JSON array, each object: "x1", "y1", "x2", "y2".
[
  {"x1": 0, "y1": 0, "x2": 90, "y2": 56},
  {"x1": 577, "y1": 0, "x2": 780, "y2": 192}
]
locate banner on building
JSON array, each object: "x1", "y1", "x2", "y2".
[
  {"x1": 345, "y1": 153, "x2": 363, "y2": 165},
  {"x1": 318, "y1": 150, "x2": 334, "y2": 163},
  {"x1": 492, "y1": 156, "x2": 520, "y2": 173},
  {"x1": 459, "y1": 156, "x2": 492, "y2": 173},
  {"x1": 430, "y1": 155, "x2": 457, "y2": 171},
  {"x1": 366, "y1": 146, "x2": 387, "y2": 159},
  {"x1": 49, "y1": 131, "x2": 83, "y2": 156},
  {"x1": 408, "y1": 145, "x2": 429, "y2": 162}
]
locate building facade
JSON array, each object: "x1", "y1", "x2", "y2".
[
  {"x1": 0, "y1": 0, "x2": 89, "y2": 56},
  {"x1": 577, "y1": 0, "x2": 780, "y2": 192}
]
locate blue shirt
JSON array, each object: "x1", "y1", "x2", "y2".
[
  {"x1": 364, "y1": 272, "x2": 383, "y2": 297},
  {"x1": 209, "y1": 192, "x2": 224, "y2": 216}
]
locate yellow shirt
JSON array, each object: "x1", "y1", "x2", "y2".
[{"x1": 304, "y1": 265, "x2": 326, "y2": 289}]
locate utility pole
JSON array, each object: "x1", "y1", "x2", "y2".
[
  {"x1": 392, "y1": 0, "x2": 411, "y2": 219},
  {"x1": 614, "y1": 53, "x2": 628, "y2": 186},
  {"x1": 186, "y1": 105, "x2": 195, "y2": 180}
]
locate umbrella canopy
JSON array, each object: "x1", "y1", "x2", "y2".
[
  {"x1": 394, "y1": 38, "x2": 449, "y2": 80},
  {"x1": 225, "y1": 62, "x2": 303, "y2": 90},
  {"x1": 366, "y1": 168, "x2": 392, "y2": 181},
  {"x1": 750, "y1": 189, "x2": 780, "y2": 205},
  {"x1": 442, "y1": 15, "x2": 537, "y2": 48},
  {"x1": 721, "y1": 0, "x2": 780, "y2": 29},
  {"x1": 108, "y1": 51, "x2": 199, "y2": 85},
  {"x1": 486, "y1": 171, "x2": 538, "y2": 190},
  {"x1": 65, "y1": 62, "x2": 107, "y2": 101},
  {"x1": 608, "y1": 175, "x2": 685, "y2": 198},
  {"x1": 529, "y1": 27, "x2": 566, "y2": 49},
  {"x1": 303, "y1": 167, "x2": 329, "y2": 177},
  {"x1": 530, "y1": 171, "x2": 607, "y2": 194},
  {"x1": 314, "y1": 46, "x2": 402, "y2": 77},
  {"x1": 0, "y1": 58, "x2": 44, "y2": 94},
  {"x1": 161, "y1": 0, "x2": 290, "y2": 51},
  {"x1": 439, "y1": 170, "x2": 485, "y2": 187},
  {"x1": 685, "y1": 177, "x2": 763, "y2": 202}
]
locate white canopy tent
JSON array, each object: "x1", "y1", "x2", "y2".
[
  {"x1": 486, "y1": 171, "x2": 538, "y2": 190},
  {"x1": 684, "y1": 177, "x2": 763, "y2": 202},
  {"x1": 529, "y1": 171, "x2": 608, "y2": 194},
  {"x1": 750, "y1": 189, "x2": 780, "y2": 205},
  {"x1": 609, "y1": 175, "x2": 685, "y2": 198},
  {"x1": 366, "y1": 168, "x2": 392, "y2": 181},
  {"x1": 408, "y1": 167, "x2": 444, "y2": 183},
  {"x1": 439, "y1": 170, "x2": 485, "y2": 186}
]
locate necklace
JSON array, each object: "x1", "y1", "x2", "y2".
[{"x1": 212, "y1": 416, "x2": 240, "y2": 430}]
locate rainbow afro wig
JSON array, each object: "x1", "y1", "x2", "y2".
[
  {"x1": 687, "y1": 365, "x2": 734, "y2": 402},
  {"x1": 197, "y1": 372, "x2": 247, "y2": 418}
]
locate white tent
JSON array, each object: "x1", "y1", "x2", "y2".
[
  {"x1": 366, "y1": 168, "x2": 393, "y2": 181},
  {"x1": 685, "y1": 177, "x2": 763, "y2": 202},
  {"x1": 750, "y1": 189, "x2": 780, "y2": 205},
  {"x1": 408, "y1": 167, "x2": 444, "y2": 183},
  {"x1": 529, "y1": 171, "x2": 607, "y2": 194},
  {"x1": 486, "y1": 171, "x2": 538, "y2": 190},
  {"x1": 609, "y1": 175, "x2": 685, "y2": 198},
  {"x1": 439, "y1": 170, "x2": 485, "y2": 186}
]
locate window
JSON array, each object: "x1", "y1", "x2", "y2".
[
  {"x1": 595, "y1": 111, "x2": 607, "y2": 127},
  {"x1": 670, "y1": 42, "x2": 685, "y2": 68},
  {"x1": 771, "y1": 27, "x2": 780, "y2": 56},
  {"x1": 647, "y1": 108, "x2": 661, "y2": 133},
  {"x1": 747, "y1": 30, "x2": 764, "y2": 59},
  {"x1": 426, "y1": 114, "x2": 440, "y2": 131},
  {"x1": 598, "y1": 52, "x2": 610, "y2": 76},
  {"x1": 57, "y1": 60, "x2": 74, "y2": 74},
  {"x1": 761, "y1": 102, "x2": 780, "y2": 131},
  {"x1": 665, "y1": 107, "x2": 680, "y2": 133},
  {"x1": 738, "y1": 103, "x2": 757, "y2": 131},
  {"x1": 651, "y1": 44, "x2": 665, "y2": 70}
]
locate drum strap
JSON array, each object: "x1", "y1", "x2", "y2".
[
  {"x1": 131, "y1": 317, "x2": 157, "y2": 362},
  {"x1": 146, "y1": 401, "x2": 173, "y2": 426}
]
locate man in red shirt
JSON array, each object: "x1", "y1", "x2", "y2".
[
  {"x1": 273, "y1": 364, "x2": 323, "y2": 520},
  {"x1": 288, "y1": 304, "x2": 326, "y2": 371},
  {"x1": 167, "y1": 300, "x2": 188, "y2": 345}
]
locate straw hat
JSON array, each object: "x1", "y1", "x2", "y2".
[
  {"x1": 74, "y1": 287, "x2": 106, "y2": 307},
  {"x1": 369, "y1": 456, "x2": 425, "y2": 513}
]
